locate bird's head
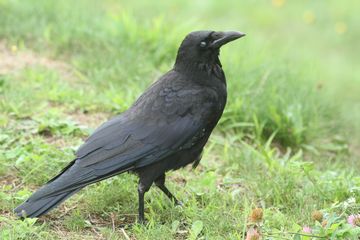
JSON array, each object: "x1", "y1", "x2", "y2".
[{"x1": 174, "y1": 30, "x2": 245, "y2": 71}]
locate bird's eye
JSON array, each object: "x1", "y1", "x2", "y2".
[{"x1": 200, "y1": 41, "x2": 207, "y2": 48}]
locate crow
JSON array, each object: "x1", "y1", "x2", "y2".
[{"x1": 14, "y1": 30, "x2": 245, "y2": 223}]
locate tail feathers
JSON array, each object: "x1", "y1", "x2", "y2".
[
  {"x1": 14, "y1": 157, "x2": 134, "y2": 218},
  {"x1": 14, "y1": 189, "x2": 80, "y2": 218}
]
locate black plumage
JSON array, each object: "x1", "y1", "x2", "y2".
[{"x1": 14, "y1": 30, "x2": 245, "y2": 223}]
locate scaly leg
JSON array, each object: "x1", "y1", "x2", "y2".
[
  {"x1": 154, "y1": 174, "x2": 182, "y2": 206},
  {"x1": 137, "y1": 181, "x2": 151, "y2": 224}
]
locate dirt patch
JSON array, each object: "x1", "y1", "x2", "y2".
[
  {"x1": 68, "y1": 111, "x2": 110, "y2": 130},
  {"x1": 0, "y1": 40, "x2": 74, "y2": 79},
  {"x1": 41, "y1": 111, "x2": 109, "y2": 147},
  {"x1": 43, "y1": 136, "x2": 72, "y2": 148},
  {"x1": 41, "y1": 212, "x2": 136, "y2": 240},
  {"x1": 0, "y1": 174, "x2": 22, "y2": 189},
  {"x1": 0, "y1": 211, "x2": 14, "y2": 227},
  {"x1": 43, "y1": 112, "x2": 109, "y2": 148}
]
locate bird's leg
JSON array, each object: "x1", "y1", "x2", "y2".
[
  {"x1": 137, "y1": 181, "x2": 151, "y2": 224},
  {"x1": 154, "y1": 174, "x2": 182, "y2": 206}
]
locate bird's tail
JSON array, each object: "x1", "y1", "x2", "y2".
[
  {"x1": 14, "y1": 158, "x2": 133, "y2": 218},
  {"x1": 14, "y1": 159, "x2": 82, "y2": 218},
  {"x1": 14, "y1": 187, "x2": 80, "y2": 218}
]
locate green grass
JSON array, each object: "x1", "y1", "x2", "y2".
[{"x1": 1, "y1": 0, "x2": 360, "y2": 239}]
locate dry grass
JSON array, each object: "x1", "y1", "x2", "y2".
[
  {"x1": 68, "y1": 111, "x2": 109, "y2": 130},
  {"x1": 0, "y1": 41, "x2": 73, "y2": 77}
]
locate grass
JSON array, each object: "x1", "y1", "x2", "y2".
[{"x1": 0, "y1": 0, "x2": 359, "y2": 239}]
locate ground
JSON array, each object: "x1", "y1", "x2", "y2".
[{"x1": 0, "y1": 0, "x2": 360, "y2": 239}]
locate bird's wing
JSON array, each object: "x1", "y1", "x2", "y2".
[
  {"x1": 40, "y1": 76, "x2": 219, "y2": 195},
  {"x1": 76, "y1": 85, "x2": 215, "y2": 171}
]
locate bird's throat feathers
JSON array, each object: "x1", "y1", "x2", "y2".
[{"x1": 174, "y1": 49, "x2": 224, "y2": 80}]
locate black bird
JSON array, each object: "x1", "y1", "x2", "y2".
[{"x1": 14, "y1": 30, "x2": 245, "y2": 223}]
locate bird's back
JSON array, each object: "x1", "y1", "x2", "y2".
[{"x1": 76, "y1": 69, "x2": 227, "y2": 172}]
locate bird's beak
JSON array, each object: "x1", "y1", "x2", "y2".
[{"x1": 210, "y1": 31, "x2": 246, "y2": 48}]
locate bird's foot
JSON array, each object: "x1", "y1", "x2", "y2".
[
  {"x1": 119, "y1": 223, "x2": 134, "y2": 229},
  {"x1": 175, "y1": 200, "x2": 184, "y2": 207},
  {"x1": 137, "y1": 217, "x2": 147, "y2": 225}
]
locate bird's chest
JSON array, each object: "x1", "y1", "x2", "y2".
[
  {"x1": 188, "y1": 81, "x2": 227, "y2": 142},
  {"x1": 204, "y1": 79, "x2": 227, "y2": 124}
]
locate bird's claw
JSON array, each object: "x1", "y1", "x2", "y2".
[
  {"x1": 175, "y1": 200, "x2": 184, "y2": 207},
  {"x1": 119, "y1": 223, "x2": 134, "y2": 228},
  {"x1": 137, "y1": 218, "x2": 147, "y2": 225}
]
